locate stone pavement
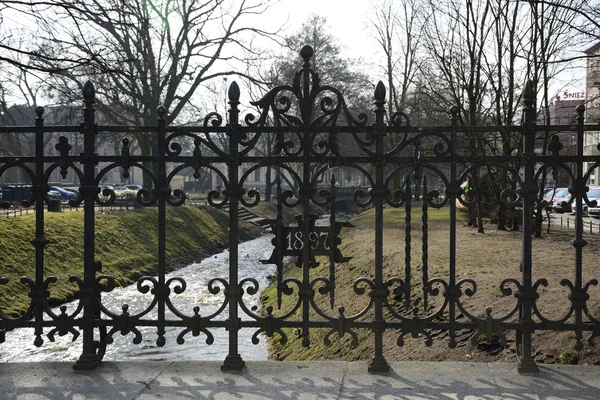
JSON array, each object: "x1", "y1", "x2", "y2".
[{"x1": 1, "y1": 360, "x2": 599, "y2": 399}]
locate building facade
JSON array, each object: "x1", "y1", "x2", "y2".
[{"x1": 584, "y1": 42, "x2": 600, "y2": 185}]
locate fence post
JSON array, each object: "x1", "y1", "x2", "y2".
[
  {"x1": 368, "y1": 81, "x2": 389, "y2": 373},
  {"x1": 73, "y1": 81, "x2": 101, "y2": 370},
  {"x1": 298, "y1": 45, "x2": 315, "y2": 358},
  {"x1": 446, "y1": 105, "x2": 460, "y2": 349},
  {"x1": 516, "y1": 80, "x2": 539, "y2": 373},
  {"x1": 221, "y1": 80, "x2": 245, "y2": 371},
  {"x1": 30, "y1": 106, "x2": 49, "y2": 347},
  {"x1": 570, "y1": 104, "x2": 588, "y2": 354},
  {"x1": 156, "y1": 106, "x2": 168, "y2": 347}
]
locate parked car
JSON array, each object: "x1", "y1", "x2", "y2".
[
  {"x1": 112, "y1": 185, "x2": 139, "y2": 200},
  {"x1": 50, "y1": 186, "x2": 77, "y2": 200},
  {"x1": 47, "y1": 189, "x2": 62, "y2": 200},
  {"x1": 99, "y1": 185, "x2": 115, "y2": 192},
  {"x1": 126, "y1": 184, "x2": 143, "y2": 191},
  {"x1": 573, "y1": 187, "x2": 600, "y2": 217},
  {"x1": 542, "y1": 187, "x2": 571, "y2": 213}
]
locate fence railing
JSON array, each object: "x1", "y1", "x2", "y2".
[{"x1": 1, "y1": 45, "x2": 600, "y2": 373}]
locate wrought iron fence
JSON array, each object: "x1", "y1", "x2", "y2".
[{"x1": 1, "y1": 45, "x2": 599, "y2": 373}]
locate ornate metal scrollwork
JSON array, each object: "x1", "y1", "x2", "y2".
[{"x1": 0, "y1": 45, "x2": 598, "y2": 375}]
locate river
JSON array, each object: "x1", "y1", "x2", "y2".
[
  {"x1": 0, "y1": 235, "x2": 277, "y2": 363},
  {"x1": 0, "y1": 212, "x2": 356, "y2": 363}
]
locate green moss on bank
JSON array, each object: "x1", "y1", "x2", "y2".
[{"x1": 0, "y1": 206, "x2": 260, "y2": 317}]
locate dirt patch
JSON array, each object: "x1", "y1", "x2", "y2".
[{"x1": 263, "y1": 207, "x2": 600, "y2": 366}]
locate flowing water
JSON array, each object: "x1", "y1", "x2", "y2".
[
  {"x1": 0, "y1": 212, "x2": 355, "y2": 363},
  {"x1": 0, "y1": 235, "x2": 277, "y2": 363}
]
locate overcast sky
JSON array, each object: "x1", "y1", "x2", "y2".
[
  {"x1": 262, "y1": 0, "x2": 379, "y2": 66},
  {"x1": 261, "y1": 0, "x2": 585, "y2": 94},
  {"x1": 0, "y1": 0, "x2": 587, "y2": 107}
]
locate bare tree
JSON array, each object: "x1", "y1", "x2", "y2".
[
  {"x1": 2, "y1": 0, "x2": 279, "y2": 186},
  {"x1": 407, "y1": 0, "x2": 584, "y2": 233},
  {"x1": 419, "y1": 0, "x2": 496, "y2": 232},
  {"x1": 368, "y1": 0, "x2": 425, "y2": 122},
  {"x1": 523, "y1": 0, "x2": 584, "y2": 236}
]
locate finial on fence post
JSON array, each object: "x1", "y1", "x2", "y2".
[
  {"x1": 300, "y1": 45, "x2": 313, "y2": 66},
  {"x1": 83, "y1": 81, "x2": 95, "y2": 108},
  {"x1": 228, "y1": 81, "x2": 240, "y2": 125},
  {"x1": 157, "y1": 105, "x2": 166, "y2": 120},
  {"x1": 373, "y1": 81, "x2": 386, "y2": 128},
  {"x1": 522, "y1": 79, "x2": 536, "y2": 124},
  {"x1": 449, "y1": 105, "x2": 459, "y2": 122},
  {"x1": 35, "y1": 106, "x2": 45, "y2": 120},
  {"x1": 298, "y1": 45, "x2": 314, "y2": 123}
]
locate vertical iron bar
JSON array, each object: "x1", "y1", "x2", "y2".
[
  {"x1": 222, "y1": 81, "x2": 245, "y2": 371},
  {"x1": 74, "y1": 81, "x2": 100, "y2": 370},
  {"x1": 328, "y1": 175, "x2": 337, "y2": 309},
  {"x1": 404, "y1": 176, "x2": 412, "y2": 310},
  {"x1": 421, "y1": 175, "x2": 429, "y2": 314},
  {"x1": 368, "y1": 81, "x2": 389, "y2": 373},
  {"x1": 447, "y1": 106, "x2": 459, "y2": 349},
  {"x1": 156, "y1": 106, "x2": 167, "y2": 347},
  {"x1": 299, "y1": 45, "x2": 315, "y2": 348},
  {"x1": 32, "y1": 106, "x2": 48, "y2": 347},
  {"x1": 571, "y1": 105, "x2": 587, "y2": 352},
  {"x1": 517, "y1": 80, "x2": 539, "y2": 373},
  {"x1": 275, "y1": 168, "x2": 284, "y2": 309}
]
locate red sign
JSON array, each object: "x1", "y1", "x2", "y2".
[{"x1": 562, "y1": 91, "x2": 585, "y2": 100}]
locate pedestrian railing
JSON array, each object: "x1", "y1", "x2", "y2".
[{"x1": 1, "y1": 45, "x2": 599, "y2": 373}]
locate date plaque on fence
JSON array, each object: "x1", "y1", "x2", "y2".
[{"x1": 262, "y1": 213, "x2": 353, "y2": 268}]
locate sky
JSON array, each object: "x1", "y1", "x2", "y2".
[
  {"x1": 0, "y1": 0, "x2": 588, "y2": 108},
  {"x1": 265, "y1": 0, "x2": 375, "y2": 52},
  {"x1": 0, "y1": 0, "x2": 383, "y2": 109},
  {"x1": 260, "y1": 0, "x2": 381, "y2": 73},
  {"x1": 259, "y1": 0, "x2": 585, "y2": 95}
]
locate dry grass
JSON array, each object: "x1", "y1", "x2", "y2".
[{"x1": 263, "y1": 206, "x2": 600, "y2": 366}]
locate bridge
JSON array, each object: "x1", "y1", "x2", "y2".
[{"x1": 1, "y1": 45, "x2": 600, "y2": 381}]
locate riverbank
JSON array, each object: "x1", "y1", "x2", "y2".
[
  {"x1": 262, "y1": 206, "x2": 600, "y2": 366},
  {"x1": 0, "y1": 205, "x2": 262, "y2": 317}
]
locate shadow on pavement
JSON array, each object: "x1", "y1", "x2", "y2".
[{"x1": 1, "y1": 361, "x2": 599, "y2": 399}]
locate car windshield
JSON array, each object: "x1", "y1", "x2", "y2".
[
  {"x1": 588, "y1": 188, "x2": 600, "y2": 198},
  {"x1": 555, "y1": 188, "x2": 570, "y2": 197}
]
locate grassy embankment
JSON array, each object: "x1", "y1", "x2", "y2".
[
  {"x1": 260, "y1": 206, "x2": 453, "y2": 361},
  {"x1": 261, "y1": 206, "x2": 600, "y2": 365},
  {"x1": 0, "y1": 206, "x2": 261, "y2": 317}
]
